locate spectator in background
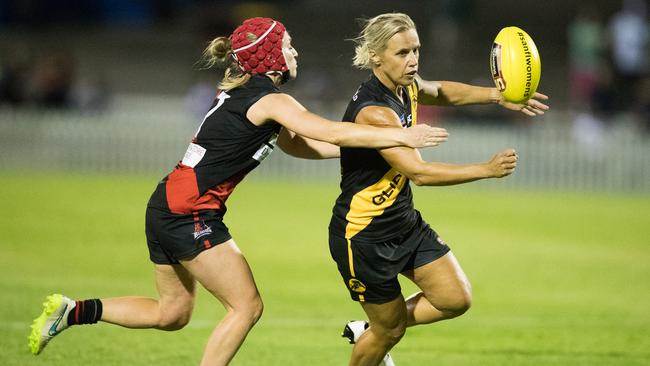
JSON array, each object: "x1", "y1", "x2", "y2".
[
  {"x1": 1, "y1": 47, "x2": 110, "y2": 112},
  {"x1": 0, "y1": 46, "x2": 32, "y2": 107},
  {"x1": 568, "y1": 2, "x2": 607, "y2": 111},
  {"x1": 71, "y1": 73, "x2": 111, "y2": 113},
  {"x1": 30, "y1": 52, "x2": 76, "y2": 109},
  {"x1": 424, "y1": 0, "x2": 474, "y2": 77},
  {"x1": 608, "y1": 0, "x2": 649, "y2": 112},
  {"x1": 568, "y1": 3, "x2": 621, "y2": 155},
  {"x1": 639, "y1": 77, "x2": 650, "y2": 133}
]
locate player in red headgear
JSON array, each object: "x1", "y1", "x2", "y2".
[
  {"x1": 230, "y1": 18, "x2": 289, "y2": 75},
  {"x1": 28, "y1": 16, "x2": 450, "y2": 366}
]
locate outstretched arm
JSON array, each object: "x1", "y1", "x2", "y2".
[
  {"x1": 356, "y1": 105, "x2": 517, "y2": 186},
  {"x1": 247, "y1": 93, "x2": 448, "y2": 149},
  {"x1": 415, "y1": 75, "x2": 549, "y2": 117},
  {"x1": 277, "y1": 127, "x2": 340, "y2": 159},
  {"x1": 382, "y1": 146, "x2": 517, "y2": 186}
]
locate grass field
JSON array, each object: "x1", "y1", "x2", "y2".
[{"x1": 1, "y1": 173, "x2": 649, "y2": 365}]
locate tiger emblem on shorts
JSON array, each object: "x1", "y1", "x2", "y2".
[{"x1": 348, "y1": 278, "x2": 367, "y2": 293}]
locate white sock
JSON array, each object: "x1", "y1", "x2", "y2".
[
  {"x1": 345, "y1": 320, "x2": 396, "y2": 365},
  {"x1": 381, "y1": 352, "x2": 396, "y2": 366}
]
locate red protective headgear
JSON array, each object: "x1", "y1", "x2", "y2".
[{"x1": 230, "y1": 17, "x2": 288, "y2": 75}]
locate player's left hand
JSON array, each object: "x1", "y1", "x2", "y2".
[{"x1": 498, "y1": 92, "x2": 549, "y2": 116}]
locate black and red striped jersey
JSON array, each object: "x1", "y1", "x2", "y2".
[
  {"x1": 148, "y1": 75, "x2": 281, "y2": 215},
  {"x1": 329, "y1": 74, "x2": 420, "y2": 241}
]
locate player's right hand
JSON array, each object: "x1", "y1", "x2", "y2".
[
  {"x1": 488, "y1": 148, "x2": 518, "y2": 178},
  {"x1": 406, "y1": 124, "x2": 448, "y2": 148}
]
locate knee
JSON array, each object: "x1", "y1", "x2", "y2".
[
  {"x1": 231, "y1": 295, "x2": 264, "y2": 327},
  {"x1": 443, "y1": 283, "x2": 473, "y2": 318},
  {"x1": 450, "y1": 291, "x2": 472, "y2": 317},
  {"x1": 248, "y1": 296, "x2": 264, "y2": 325},
  {"x1": 375, "y1": 321, "x2": 406, "y2": 347},
  {"x1": 158, "y1": 300, "x2": 194, "y2": 331},
  {"x1": 386, "y1": 324, "x2": 406, "y2": 345},
  {"x1": 158, "y1": 308, "x2": 193, "y2": 331}
]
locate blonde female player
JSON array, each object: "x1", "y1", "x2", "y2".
[
  {"x1": 328, "y1": 13, "x2": 549, "y2": 366},
  {"x1": 28, "y1": 17, "x2": 449, "y2": 366}
]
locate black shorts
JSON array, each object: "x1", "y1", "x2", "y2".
[
  {"x1": 145, "y1": 207, "x2": 232, "y2": 264},
  {"x1": 329, "y1": 211, "x2": 450, "y2": 304}
]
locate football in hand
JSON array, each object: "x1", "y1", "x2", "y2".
[{"x1": 490, "y1": 26, "x2": 541, "y2": 103}]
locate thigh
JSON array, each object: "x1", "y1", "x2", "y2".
[
  {"x1": 154, "y1": 263, "x2": 197, "y2": 311},
  {"x1": 402, "y1": 251, "x2": 471, "y2": 308},
  {"x1": 180, "y1": 239, "x2": 260, "y2": 310}
]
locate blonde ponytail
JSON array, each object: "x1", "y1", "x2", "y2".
[
  {"x1": 200, "y1": 36, "x2": 251, "y2": 90},
  {"x1": 202, "y1": 36, "x2": 233, "y2": 69}
]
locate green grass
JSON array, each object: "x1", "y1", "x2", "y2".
[{"x1": 1, "y1": 172, "x2": 649, "y2": 365}]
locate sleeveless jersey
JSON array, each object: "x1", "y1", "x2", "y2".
[
  {"x1": 329, "y1": 74, "x2": 420, "y2": 241},
  {"x1": 148, "y1": 75, "x2": 281, "y2": 215}
]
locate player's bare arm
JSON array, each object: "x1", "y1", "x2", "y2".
[
  {"x1": 356, "y1": 106, "x2": 516, "y2": 186},
  {"x1": 415, "y1": 75, "x2": 549, "y2": 116},
  {"x1": 248, "y1": 92, "x2": 448, "y2": 148},
  {"x1": 277, "y1": 127, "x2": 340, "y2": 159}
]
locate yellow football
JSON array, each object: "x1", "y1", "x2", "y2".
[{"x1": 490, "y1": 26, "x2": 541, "y2": 103}]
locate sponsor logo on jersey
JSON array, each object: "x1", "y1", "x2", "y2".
[
  {"x1": 399, "y1": 113, "x2": 412, "y2": 128},
  {"x1": 345, "y1": 168, "x2": 408, "y2": 239},
  {"x1": 371, "y1": 174, "x2": 403, "y2": 205},
  {"x1": 182, "y1": 143, "x2": 207, "y2": 168},
  {"x1": 252, "y1": 132, "x2": 279, "y2": 162}
]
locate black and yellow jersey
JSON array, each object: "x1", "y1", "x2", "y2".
[{"x1": 329, "y1": 74, "x2": 420, "y2": 241}]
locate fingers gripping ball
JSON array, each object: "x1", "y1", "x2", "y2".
[
  {"x1": 490, "y1": 26, "x2": 541, "y2": 103},
  {"x1": 230, "y1": 17, "x2": 288, "y2": 75}
]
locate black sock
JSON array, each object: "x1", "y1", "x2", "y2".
[{"x1": 67, "y1": 299, "x2": 103, "y2": 325}]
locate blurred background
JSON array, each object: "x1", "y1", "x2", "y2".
[
  {"x1": 0, "y1": 0, "x2": 649, "y2": 191},
  {"x1": 1, "y1": 2, "x2": 649, "y2": 365}
]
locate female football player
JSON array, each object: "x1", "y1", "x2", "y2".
[
  {"x1": 28, "y1": 17, "x2": 449, "y2": 366},
  {"x1": 328, "y1": 13, "x2": 549, "y2": 366}
]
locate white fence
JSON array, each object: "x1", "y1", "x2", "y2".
[{"x1": 1, "y1": 95, "x2": 649, "y2": 192}]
